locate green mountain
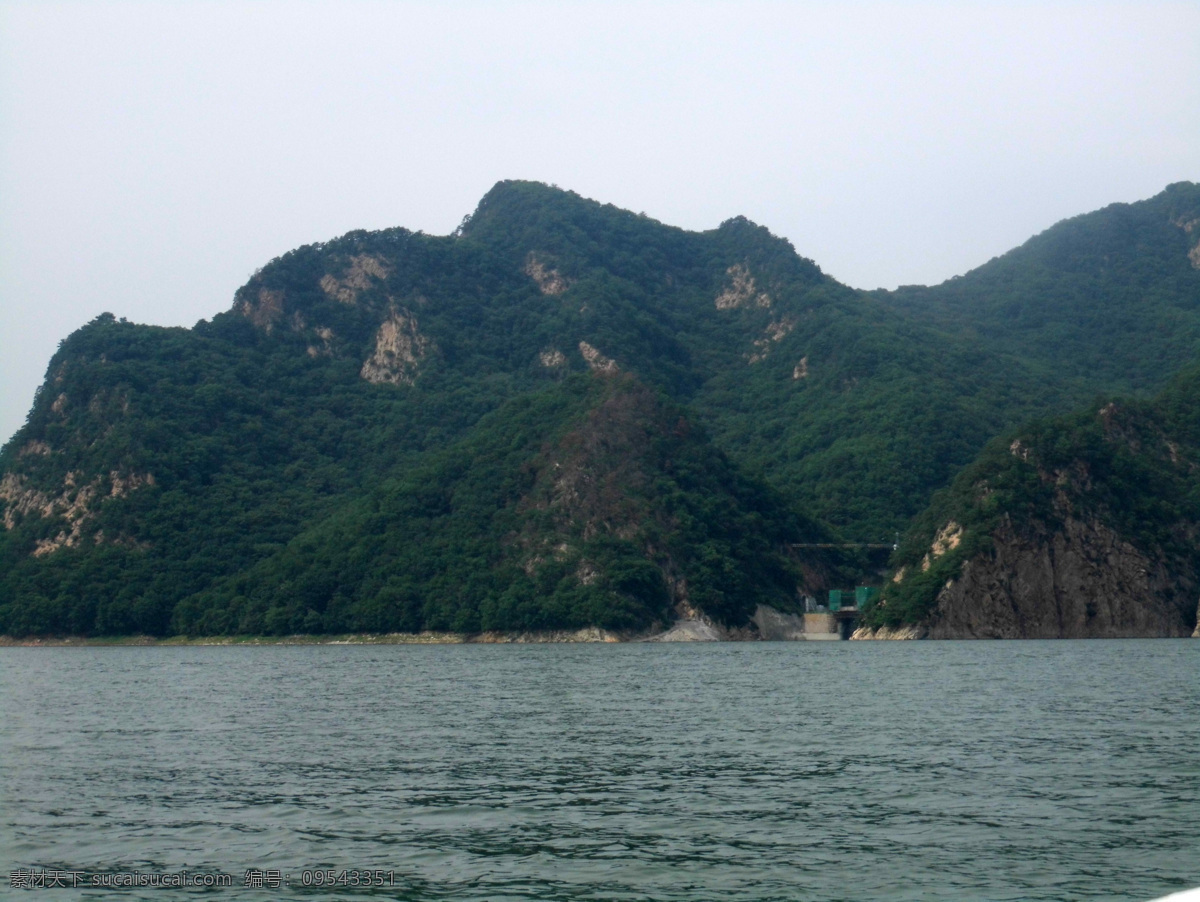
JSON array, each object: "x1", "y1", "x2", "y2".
[
  {"x1": 865, "y1": 181, "x2": 1200, "y2": 638},
  {"x1": 871, "y1": 365, "x2": 1200, "y2": 638},
  {"x1": 2, "y1": 179, "x2": 1198, "y2": 638},
  {"x1": 885, "y1": 181, "x2": 1200, "y2": 393}
]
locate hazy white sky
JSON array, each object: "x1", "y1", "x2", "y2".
[{"x1": 2, "y1": 1, "x2": 1198, "y2": 446}]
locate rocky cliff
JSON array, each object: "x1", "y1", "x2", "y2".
[{"x1": 921, "y1": 517, "x2": 1195, "y2": 638}]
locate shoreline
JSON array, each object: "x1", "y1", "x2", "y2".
[
  {"x1": 0, "y1": 627, "x2": 638, "y2": 647},
  {"x1": 0, "y1": 605, "x2": 819, "y2": 646},
  {"x1": 3, "y1": 629, "x2": 1195, "y2": 646}
]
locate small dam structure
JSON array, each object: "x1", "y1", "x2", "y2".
[
  {"x1": 790, "y1": 537, "x2": 892, "y2": 640},
  {"x1": 803, "y1": 587, "x2": 880, "y2": 640}
]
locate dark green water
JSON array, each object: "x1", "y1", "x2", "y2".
[{"x1": 2, "y1": 641, "x2": 1197, "y2": 901}]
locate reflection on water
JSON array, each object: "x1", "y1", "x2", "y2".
[{"x1": 2, "y1": 641, "x2": 1198, "y2": 901}]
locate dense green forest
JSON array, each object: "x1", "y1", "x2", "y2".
[
  {"x1": 885, "y1": 181, "x2": 1200, "y2": 393},
  {"x1": 2, "y1": 179, "x2": 1198, "y2": 637},
  {"x1": 172, "y1": 375, "x2": 829, "y2": 636}
]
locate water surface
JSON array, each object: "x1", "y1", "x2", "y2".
[{"x1": 2, "y1": 641, "x2": 1197, "y2": 900}]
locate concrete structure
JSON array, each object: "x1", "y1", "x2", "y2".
[
  {"x1": 803, "y1": 612, "x2": 841, "y2": 640},
  {"x1": 803, "y1": 608, "x2": 863, "y2": 640}
]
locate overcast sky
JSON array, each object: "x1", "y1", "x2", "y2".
[{"x1": 2, "y1": 1, "x2": 1198, "y2": 447}]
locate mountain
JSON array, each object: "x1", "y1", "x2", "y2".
[
  {"x1": 2, "y1": 180, "x2": 1198, "y2": 638},
  {"x1": 884, "y1": 181, "x2": 1200, "y2": 394},
  {"x1": 867, "y1": 365, "x2": 1200, "y2": 638},
  {"x1": 862, "y1": 182, "x2": 1200, "y2": 639}
]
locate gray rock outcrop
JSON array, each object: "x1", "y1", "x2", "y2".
[{"x1": 924, "y1": 517, "x2": 1196, "y2": 639}]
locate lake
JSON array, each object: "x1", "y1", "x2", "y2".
[{"x1": 2, "y1": 640, "x2": 1197, "y2": 900}]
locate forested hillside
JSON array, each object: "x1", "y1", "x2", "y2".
[
  {"x1": 885, "y1": 181, "x2": 1200, "y2": 393},
  {"x1": 2, "y1": 180, "x2": 1198, "y2": 638},
  {"x1": 172, "y1": 375, "x2": 834, "y2": 637},
  {"x1": 871, "y1": 365, "x2": 1200, "y2": 637}
]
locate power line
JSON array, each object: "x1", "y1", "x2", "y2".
[{"x1": 789, "y1": 543, "x2": 895, "y2": 549}]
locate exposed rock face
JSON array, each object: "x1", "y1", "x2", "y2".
[
  {"x1": 319, "y1": 254, "x2": 391, "y2": 304},
  {"x1": 360, "y1": 309, "x2": 430, "y2": 385},
  {"x1": 715, "y1": 263, "x2": 771, "y2": 310},
  {"x1": 237, "y1": 253, "x2": 391, "y2": 333},
  {"x1": 1, "y1": 473, "x2": 55, "y2": 531},
  {"x1": 238, "y1": 287, "x2": 286, "y2": 332},
  {"x1": 649, "y1": 606, "x2": 811, "y2": 641},
  {"x1": 1, "y1": 470, "x2": 154, "y2": 556},
  {"x1": 1173, "y1": 215, "x2": 1200, "y2": 269},
  {"x1": 793, "y1": 356, "x2": 809, "y2": 380},
  {"x1": 578, "y1": 341, "x2": 618, "y2": 373},
  {"x1": 852, "y1": 624, "x2": 923, "y2": 640},
  {"x1": 306, "y1": 326, "x2": 335, "y2": 358},
  {"x1": 748, "y1": 316, "x2": 797, "y2": 363},
  {"x1": 539, "y1": 349, "x2": 566, "y2": 368},
  {"x1": 525, "y1": 254, "x2": 570, "y2": 295},
  {"x1": 108, "y1": 471, "x2": 152, "y2": 498},
  {"x1": 924, "y1": 518, "x2": 1196, "y2": 638},
  {"x1": 921, "y1": 521, "x2": 962, "y2": 571},
  {"x1": 651, "y1": 619, "x2": 724, "y2": 641}
]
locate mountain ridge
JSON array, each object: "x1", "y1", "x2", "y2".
[{"x1": 3, "y1": 180, "x2": 1198, "y2": 638}]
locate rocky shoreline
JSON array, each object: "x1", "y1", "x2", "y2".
[
  {"x1": 4, "y1": 624, "x2": 1196, "y2": 646},
  {"x1": 850, "y1": 624, "x2": 924, "y2": 640},
  {"x1": 5, "y1": 600, "x2": 1190, "y2": 646}
]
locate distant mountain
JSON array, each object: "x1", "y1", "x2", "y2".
[
  {"x1": 2, "y1": 180, "x2": 1198, "y2": 638},
  {"x1": 868, "y1": 365, "x2": 1200, "y2": 638}
]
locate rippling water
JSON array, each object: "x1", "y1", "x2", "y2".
[{"x1": 2, "y1": 641, "x2": 1198, "y2": 901}]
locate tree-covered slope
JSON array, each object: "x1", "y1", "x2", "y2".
[
  {"x1": 871, "y1": 365, "x2": 1200, "y2": 637},
  {"x1": 171, "y1": 374, "x2": 836, "y2": 637},
  {"x1": 3, "y1": 180, "x2": 1199, "y2": 637},
  {"x1": 190, "y1": 180, "x2": 1200, "y2": 541},
  {"x1": 0, "y1": 313, "x2": 495, "y2": 635},
  {"x1": 0, "y1": 312, "x2": 842, "y2": 637},
  {"x1": 885, "y1": 181, "x2": 1200, "y2": 393}
]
